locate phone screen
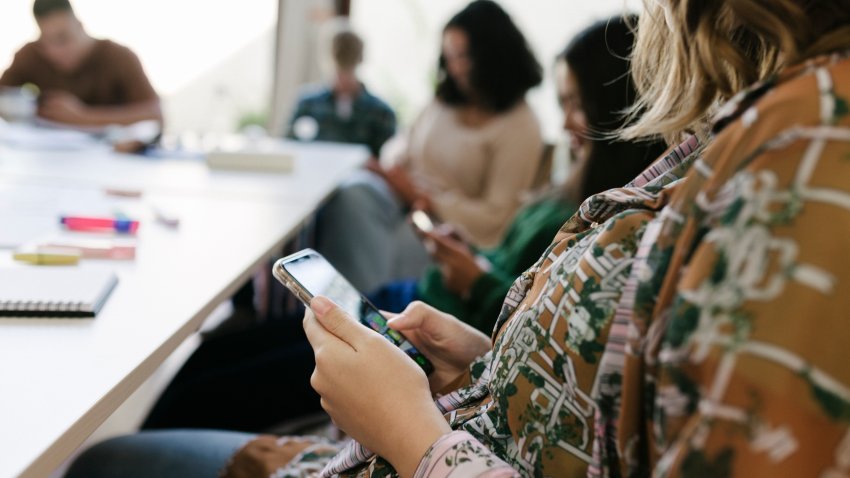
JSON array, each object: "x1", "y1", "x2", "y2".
[
  {"x1": 411, "y1": 210, "x2": 435, "y2": 233},
  {"x1": 280, "y1": 251, "x2": 434, "y2": 374}
]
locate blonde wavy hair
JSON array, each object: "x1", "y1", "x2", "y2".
[{"x1": 623, "y1": 0, "x2": 850, "y2": 142}]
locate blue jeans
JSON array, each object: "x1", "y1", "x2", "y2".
[
  {"x1": 367, "y1": 279, "x2": 420, "y2": 314},
  {"x1": 64, "y1": 430, "x2": 255, "y2": 478},
  {"x1": 316, "y1": 169, "x2": 431, "y2": 292}
]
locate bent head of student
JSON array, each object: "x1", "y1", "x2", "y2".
[
  {"x1": 33, "y1": 0, "x2": 93, "y2": 73},
  {"x1": 331, "y1": 29, "x2": 364, "y2": 97},
  {"x1": 436, "y1": 0, "x2": 542, "y2": 113},
  {"x1": 626, "y1": 0, "x2": 850, "y2": 142},
  {"x1": 557, "y1": 16, "x2": 667, "y2": 202}
]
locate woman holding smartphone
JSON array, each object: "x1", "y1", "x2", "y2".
[{"x1": 67, "y1": 1, "x2": 850, "y2": 476}]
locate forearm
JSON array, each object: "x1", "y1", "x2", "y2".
[
  {"x1": 385, "y1": 405, "x2": 452, "y2": 478},
  {"x1": 81, "y1": 99, "x2": 163, "y2": 126}
]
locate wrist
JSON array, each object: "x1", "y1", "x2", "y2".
[
  {"x1": 405, "y1": 189, "x2": 425, "y2": 208},
  {"x1": 386, "y1": 404, "x2": 450, "y2": 478},
  {"x1": 462, "y1": 327, "x2": 492, "y2": 361},
  {"x1": 416, "y1": 194, "x2": 433, "y2": 212}
]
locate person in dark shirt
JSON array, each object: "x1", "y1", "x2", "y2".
[
  {"x1": 0, "y1": 0, "x2": 162, "y2": 127},
  {"x1": 286, "y1": 28, "x2": 395, "y2": 157}
]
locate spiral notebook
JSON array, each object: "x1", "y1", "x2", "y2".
[{"x1": 0, "y1": 268, "x2": 118, "y2": 318}]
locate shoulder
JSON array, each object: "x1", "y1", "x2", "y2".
[
  {"x1": 711, "y1": 57, "x2": 849, "y2": 166},
  {"x1": 97, "y1": 39, "x2": 142, "y2": 63},
  {"x1": 506, "y1": 100, "x2": 537, "y2": 119},
  {"x1": 408, "y1": 99, "x2": 448, "y2": 127},
  {"x1": 98, "y1": 40, "x2": 135, "y2": 56},
  {"x1": 422, "y1": 99, "x2": 450, "y2": 117},
  {"x1": 684, "y1": 56, "x2": 850, "y2": 249},
  {"x1": 295, "y1": 85, "x2": 333, "y2": 104},
  {"x1": 359, "y1": 88, "x2": 394, "y2": 114},
  {"x1": 500, "y1": 100, "x2": 538, "y2": 123},
  {"x1": 11, "y1": 42, "x2": 42, "y2": 63},
  {"x1": 494, "y1": 100, "x2": 541, "y2": 135}
]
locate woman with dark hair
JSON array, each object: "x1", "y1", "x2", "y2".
[
  {"x1": 434, "y1": 0, "x2": 543, "y2": 113},
  {"x1": 559, "y1": 15, "x2": 660, "y2": 201},
  {"x1": 315, "y1": 0, "x2": 544, "y2": 293},
  {"x1": 367, "y1": 16, "x2": 667, "y2": 336}
]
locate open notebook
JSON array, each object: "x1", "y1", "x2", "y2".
[{"x1": 0, "y1": 268, "x2": 118, "y2": 318}]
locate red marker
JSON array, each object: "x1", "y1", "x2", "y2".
[{"x1": 60, "y1": 216, "x2": 140, "y2": 234}]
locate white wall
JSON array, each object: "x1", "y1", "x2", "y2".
[
  {"x1": 0, "y1": 0, "x2": 643, "y2": 137},
  {"x1": 351, "y1": 0, "x2": 642, "y2": 141},
  {"x1": 0, "y1": 0, "x2": 277, "y2": 133}
]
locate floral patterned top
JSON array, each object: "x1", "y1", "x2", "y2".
[
  {"x1": 615, "y1": 51, "x2": 850, "y2": 477},
  {"x1": 268, "y1": 51, "x2": 850, "y2": 477}
]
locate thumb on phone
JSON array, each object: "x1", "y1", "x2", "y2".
[
  {"x1": 387, "y1": 309, "x2": 423, "y2": 332},
  {"x1": 387, "y1": 302, "x2": 440, "y2": 336},
  {"x1": 310, "y1": 296, "x2": 368, "y2": 348}
]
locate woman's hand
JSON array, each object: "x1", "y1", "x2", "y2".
[
  {"x1": 425, "y1": 232, "x2": 486, "y2": 296},
  {"x1": 364, "y1": 157, "x2": 386, "y2": 177},
  {"x1": 384, "y1": 165, "x2": 428, "y2": 207},
  {"x1": 432, "y1": 222, "x2": 467, "y2": 243},
  {"x1": 365, "y1": 160, "x2": 431, "y2": 209},
  {"x1": 38, "y1": 91, "x2": 91, "y2": 124},
  {"x1": 304, "y1": 297, "x2": 451, "y2": 478},
  {"x1": 221, "y1": 436, "x2": 314, "y2": 478},
  {"x1": 388, "y1": 301, "x2": 491, "y2": 393}
]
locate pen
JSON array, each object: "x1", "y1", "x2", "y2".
[
  {"x1": 13, "y1": 247, "x2": 81, "y2": 265},
  {"x1": 43, "y1": 241, "x2": 136, "y2": 260},
  {"x1": 60, "y1": 216, "x2": 140, "y2": 234},
  {"x1": 104, "y1": 187, "x2": 143, "y2": 198},
  {"x1": 153, "y1": 207, "x2": 180, "y2": 228}
]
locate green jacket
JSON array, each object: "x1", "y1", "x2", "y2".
[{"x1": 417, "y1": 198, "x2": 575, "y2": 334}]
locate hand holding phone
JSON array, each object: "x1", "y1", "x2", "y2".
[
  {"x1": 411, "y1": 211, "x2": 471, "y2": 247},
  {"x1": 411, "y1": 210, "x2": 436, "y2": 234},
  {"x1": 302, "y1": 294, "x2": 451, "y2": 475},
  {"x1": 274, "y1": 249, "x2": 434, "y2": 374},
  {"x1": 386, "y1": 301, "x2": 492, "y2": 393},
  {"x1": 426, "y1": 233, "x2": 487, "y2": 295}
]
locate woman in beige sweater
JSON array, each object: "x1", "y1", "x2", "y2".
[{"x1": 316, "y1": 0, "x2": 544, "y2": 292}]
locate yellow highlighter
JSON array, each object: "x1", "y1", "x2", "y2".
[{"x1": 13, "y1": 247, "x2": 81, "y2": 266}]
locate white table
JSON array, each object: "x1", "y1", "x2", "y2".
[
  {"x1": 0, "y1": 141, "x2": 367, "y2": 478},
  {"x1": 0, "y1": 140, "x2": 367, "y2": 201}
]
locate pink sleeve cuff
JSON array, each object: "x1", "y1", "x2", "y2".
[{"x1": 413, "y1": 430, "x2": 518, "y2": 478}]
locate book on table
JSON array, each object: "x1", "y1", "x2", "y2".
[{"x1": 0, "y1": 268, "x2": 118, "y2": 318}]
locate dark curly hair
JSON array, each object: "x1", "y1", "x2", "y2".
[
  {"x1": 33, "y1": 0, "x2": 73, "y2": 19},
  {"x1": 436, "y1": 0, "x2": 542, "y2": 113}
]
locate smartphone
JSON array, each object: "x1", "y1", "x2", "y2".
[
  {"x1": 411, "y1": 210, "x2": 436, "y2": 233},
  {"x1": 273, "y1": 249, "x2": 434, "y2": 374}
]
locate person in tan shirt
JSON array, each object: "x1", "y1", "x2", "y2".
[
  {"x1": 0, "y1": 0, "x2": 162, "y2": 127},
  {"x1": 316, "y1": 1, "x2": 544, "y2": 292}
]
